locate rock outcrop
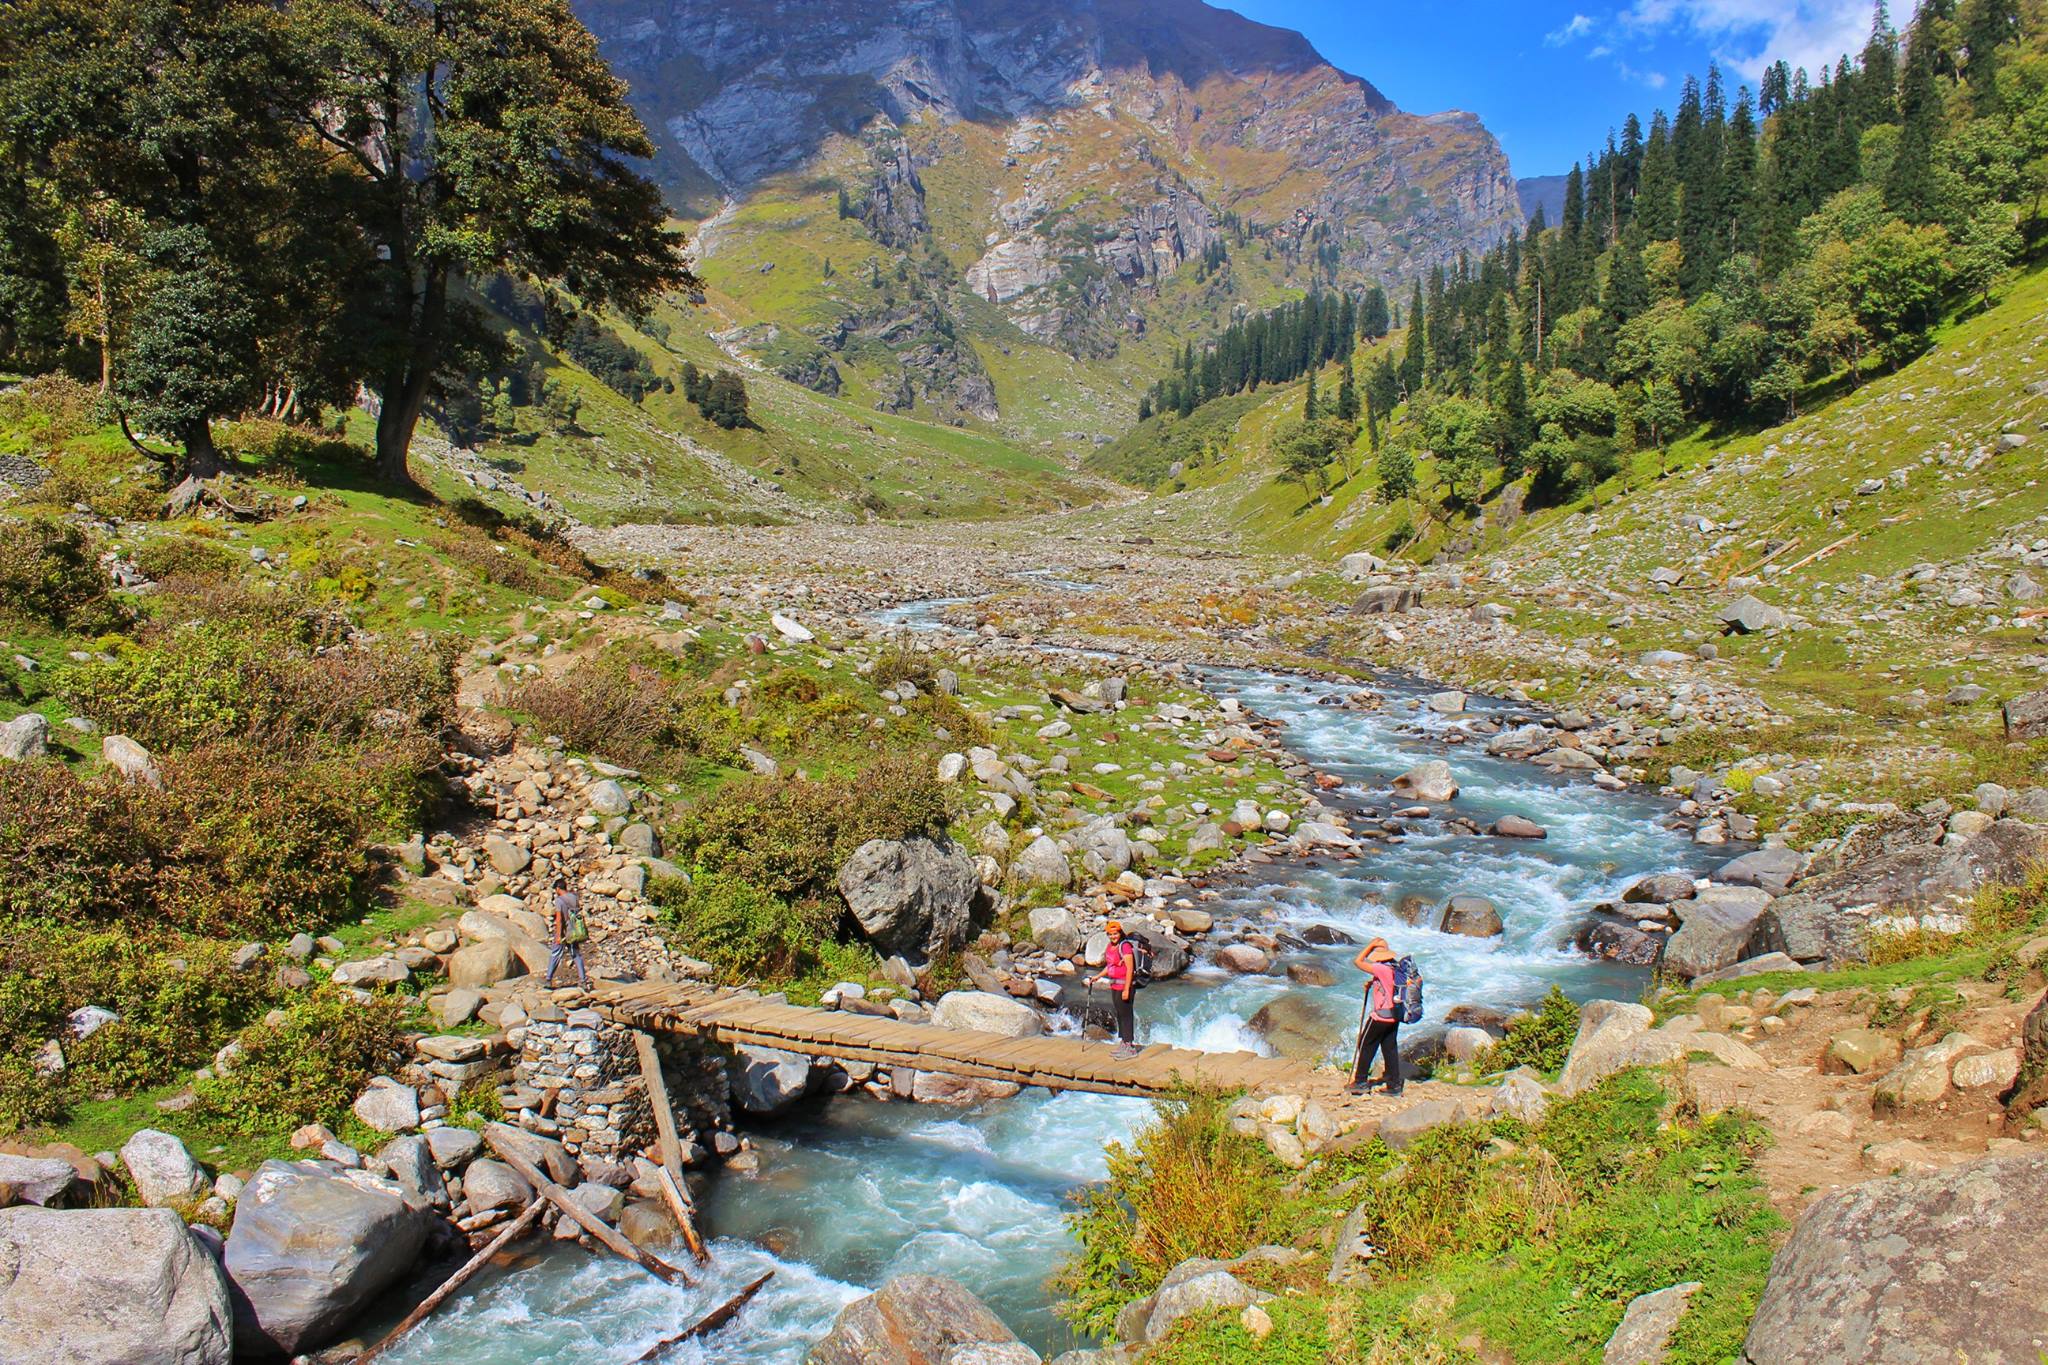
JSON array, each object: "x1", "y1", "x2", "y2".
[
  {"x1": 223, "y1": 1161, "x2": 430, "y2": 1357},
  {"x1": 1740, "y1": 1152, "x2": 2048, "y2": 1364},
  {"x1": 809, "y1": 1273, "x2": 1024, "y2": 1365},
  {"x1": 0, "y1": 1206, "x2": 234, "y2": 1365},
  {"x1": 838, "y1": 836, "x2": 981, "y2": 960}
]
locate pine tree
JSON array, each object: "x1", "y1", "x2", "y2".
[
  {"x1": 1337, "y1": 358, "x2": 1358, "y2": 422},
  {"x1": 1637, "y1": 113, "x2": 1679, "y2": 240},
  {"x1": 1303, "y1": 368, "x2": 1318, "y2": 421},
  {"x1": 1885, "y1": 10, "x2": 1943, "y2": 222}
]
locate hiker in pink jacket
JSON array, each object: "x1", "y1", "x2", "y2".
[{"x1": 1349, "y1": 937, "x2": 1404, "y2": 1096}]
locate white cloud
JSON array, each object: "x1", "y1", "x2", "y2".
[
  {"x1": 1545, "y1": 13, "x2": 1596, "y2": 46},
  {"x1": 1618, "y1": 0, "x2": 1874, "y2": 81},
  {"x1": 1588, "y1": 44, "x2": 1613, "y2": 58},
  {"x1": 1617, "y1": 61, "x2": 1670, "y2": 89}
]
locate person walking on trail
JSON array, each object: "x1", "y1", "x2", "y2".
[
  {"x1": 545, "y1": 878, "x2": 591, "y2": 990},
  {"x1": 1088, "y1": 920, "x2": 1141, "y2": 1060},
  {"x1": 1349, "y1": 937, "x2": 1404, "y2": 1097}
]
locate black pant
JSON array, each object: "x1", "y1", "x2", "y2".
[
  {"x1": 1352, "y1": 1018, "x2": 1400, "y2": 1088},
  {"x1": 1111, "y1": 991, "x2": 1136, "y2": 1046}
]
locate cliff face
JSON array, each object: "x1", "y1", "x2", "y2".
[{"x1": 575, "y1": 0, "x2": 1519, "y2": 423}]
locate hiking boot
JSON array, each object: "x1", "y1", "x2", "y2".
[
  {"x1": 1384, "y1": 1085, "x2": 1405, "y2": 1098},
  {"x1": 1346, "y1": 1082, "x2": 1372, "y2": 1096},
  {"x1": 1110, "y1": 1043, "x2": 1140, "y2": 1059}
]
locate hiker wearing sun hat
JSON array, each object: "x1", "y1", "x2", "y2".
[
  {"x1": 1088, "y1": 920, "x2": 1142, "y2": 1059},
  {"x1": 1349, "y1": 937, "x2": 1405, "y2": 1096}
]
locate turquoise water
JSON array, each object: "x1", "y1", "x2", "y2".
[{"x1": 392, "y1": 598, "x2": 1715, "y2": 1361}]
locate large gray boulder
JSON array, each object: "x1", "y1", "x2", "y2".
[
  {"x1": 1718, "y1": 595, "x2": 1788, "y2": 633},
  {"x1": 838, "y1": 836, "x2": 980, "y2": 960},
  {"x1": 931, "y1": 991, "x2": 1044, "y2": 1038},
  {"x1": 1748, "y1": 820, "x2": 2048, "y2": 964},
  {"x1": 1248, "y1": 993, "x2": 1339, "y2": 1065},
  {"x1": 223, "y1": 1160, "x2": 429, "y2": 1357},
  {"x1": 1351, "y1": 584, "x2": 1421, "y2": 615},
  {"x1": 1438, "y1": 894, "x2": 1504, "y2": 938},
  {"x1": 1026, "y1": 906, "x2": 1082, "y2": 957},
  {"x1": 0, "y1": 1152, "x2": 79, "y2": 1206},
  {"x1": 0, "y1": 1206, "x2": 234, "y2": 1364},
  {"x1": 1661, "y1": 887, "x2": 1773, "y2": 980},
  {"x1": 1558, "y1": 1001, "x2": 1653, "y2": 1096},
  {"x1": 1740, "y1": 1152, "x2": 2048, "y2": 1364},
  {"x1": 2004, "y1": 687, "x2": 2048, "y2": 739},
  {"x1": 1714, "y1": 848, "x2": 1807, "y2": 895},
  {"x1": 1391, "y1": 760, "x2": 1457, "y2": 802},
  {"x1": 0, "y1": 712, "x2": 50, "y2": 762},
  {"x1": 1122, "y1": 923, "x2": 1192, "y2": 979},
  {"x1": 1605, "y1": 1282, "x2": 1701, "y2": 1365},
  {"x1": 809, "y1": 1273, "x2": 1022, "y2": 1365},
  {"x1": 120, "y1": 1128, "x2": 210, "y2": 1209},
  {"x1": 1112, "y1": 1256, "x2": 1273, "y2": 1345},
  {"x1": 1010, "y1": 835, "x2": 1071, "y2": 889},
  {"x1": 732, "y1": 1046, "x2": 818, "y2": 1114}
]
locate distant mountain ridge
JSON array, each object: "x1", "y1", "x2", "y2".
[
  {"x1": 1516, "y1": 174, "x2": 1569, "y2": 226},
  {"x1": 572, "y1": 0, "x2": 1521, "y2": 435}
]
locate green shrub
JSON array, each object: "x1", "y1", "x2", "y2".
[
  {"x1": 519, "y1": 650, "x2": 686, "y2": 767},
  {"x1": 194, "y1": 988, "x2": 407, "y2": 1135},
  {"x1": 0, "y1": 920, "x2": 283, "y2": 1133},
  {"x1": 1055, "y1": 1089, "x2": 1292, "y2": 1337},
  {"x1": 131, "y1": 534, "x2": 238, "y2": 583},
  {"x1": 649, "y1": 871, "x2": 841, "y2": 980},
  {"x1": 435, "y1": 527, "x2": 552, "y2": 595},
  {"x1": 0, "y1": 515, "x2": 128, "y2": 632},
  {"x1": 63, "y1": 607, "x2": 455, "y2": 752},
  {"x1": 667, "y1": 759, "x2": 951, "y2": 903},
  {"x1": 1475, "y1": 986, "x2": 1581, "y2": 1075},
  {"x1": 0, "y1": 374, "x2": 101, "y2": 443},
  {"x1": 0, "y1": 739, "x2": 405, "y2": 937}
]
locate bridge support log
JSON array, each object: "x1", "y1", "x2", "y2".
[
  {"x1": 633, "y1": 1030, "x2": 709, "y2": 1264},
  {"x1": 482, "y1": 1129, "x2": 692, "y2": 1286}
]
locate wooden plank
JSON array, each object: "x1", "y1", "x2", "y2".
[
  {"x1": 354, "y1": 1200, "x2": 545, "y2": 1364},
  {"x1": 482, "y1": 1131, "x2": 690, "y2": 1286},
  {"x1": 655, "y1": 1165, "x2": 708, "y2": 1267},
  {"x1": 631, "y1": 1272, "x2": 775, "y2": 1362},
  {"x1": 632, "y1": 1032, "x2": 707, "y2": 1266}
]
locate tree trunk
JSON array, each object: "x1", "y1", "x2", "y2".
[
  {"x1": 373, "y1": 263, "x2": 449, "y2": 492},
  {"x1": 180, "y1": 420, "x2": 226, "y2": 481}
]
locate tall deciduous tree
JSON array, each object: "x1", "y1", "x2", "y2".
[{"x1": 294, "y1": 0, "x2": 695, "y2": 487}]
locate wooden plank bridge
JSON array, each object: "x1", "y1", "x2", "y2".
[{"x1": 590, "y1": 981, "x2": 1320, "y2": 1100}]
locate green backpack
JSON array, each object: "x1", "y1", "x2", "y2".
[{"x1": 561, "y1": 902, "x2": 588, "y2": 945}]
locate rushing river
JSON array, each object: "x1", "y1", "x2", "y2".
[{"x1": 388, "y1": 590, "x2": 1719, "y2": 1363}]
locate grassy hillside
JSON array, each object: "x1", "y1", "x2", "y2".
[
  {"x1": 1076, "y1": 261, "x2": 2048, "y2": 578},
  {"x1": 415, "y1": 282, "x2": 1118, "y2": 527}
]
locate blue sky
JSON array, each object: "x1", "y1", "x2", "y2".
[{"x1": 1222, "y1": 0, "x2": 1883, "y2": 176}]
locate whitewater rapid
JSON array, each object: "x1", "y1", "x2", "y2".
[{"x1": 387, "y1": 599, "x2": 1716, "y2": 1362}]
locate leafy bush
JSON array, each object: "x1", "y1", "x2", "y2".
[
  {"x1": 63, "y1": 610, "x2": 454, "y2": 752},
  {"x1": 649, "y1": 871, "x2": 841, "y2": 980},
  {"x1": 435, "y1": 527, "x2": 552, "y2": 595},
  {"x1": 131, "y1": 534, "x2": 239, "y2": 583},
  {"x1": 0, "y1": 516, "x2": 128, "y2": 632},
  {"x1": 1475, "y1": 986, "x2": 1581, "y2": 1075},
  {"x1": 1055, "y1": 1089, "x2": 1291, "y2": 1336},
  {"x1": 0, "y1": 739, "x2": 408, "y2": 937},
  {"x1": 0, "y1": 374, "x2": 101, "y2": 443},
  {"x1": 667, "y1": 759, "x2": 951, "y2": 903},
  {"x1": 0, "y1": 920, "x2": 282, "y2": 1132},
  {"x1": 194, "y1": 989, "x2": 408, "y2": 1135},
  {"x1": 519, "y1": 649, "x2": 691, "y2": 767}
]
